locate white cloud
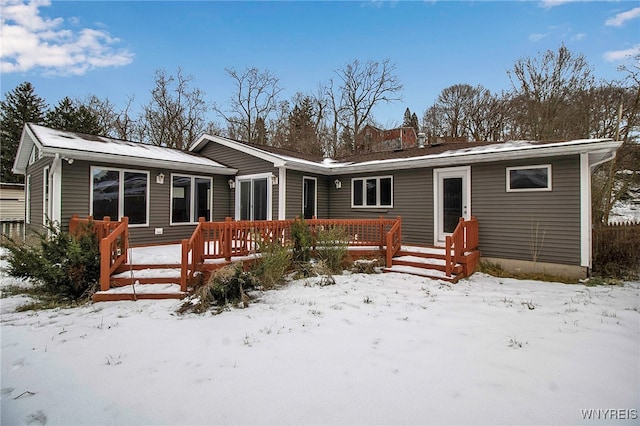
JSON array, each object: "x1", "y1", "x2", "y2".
[
  {"x1": 571, "y1": 33, "x2": 586, "y2": 42},
  {"x1": 603, "y1": 45, "x2": 640, "y2": 62},
  {"x1": 539, "y1": 0, "x2": 579, "y2": 10},
  {"x1": 0, "y1": 0, "x2": 134, "y2": 75},
  {"x1": 605, "y1": 7, "x2": 640, "y2": 27},
  {"x1": 529, "y1": 32, "x2": 548, "y2": 42}
]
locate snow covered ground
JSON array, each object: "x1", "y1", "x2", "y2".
[{"x1": 1, "y1": 248, "x2": 639, "y2": 425}]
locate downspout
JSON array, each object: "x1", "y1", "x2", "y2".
[
  {"x1": 49, "y1": 153, "x2": 62, "y2": 228},
  {"x1": 579, "y1": 148, "x2": 619, "y2": 271}
]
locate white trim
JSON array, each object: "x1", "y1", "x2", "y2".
[
  {"x1": 43, "y1": 165, "x2": 50, "y2": 225},
  {"x1": 193, "y1": 134, "x2": 286, "y2": 167},
  {"x1": 234, "y1": 172, "x2": 273, "y2": 221},
  {"x1": 580, "y1": 153, "x2": 591, "y2": 268},
  {"x1": 90, "y1": 166, "x2": 150, "y2": 227},
  {"x1": 506, "y1": 164, "x2": 552, "y2": 192},
  {"x1": 433, "y1": 166, "x2": 471, "y2": 245},
  {"x1": 170, "y1": 174, "x2": 213, "y2": 225},
  {"x1": 278, "y1": 167, "x2": 286, "y2": 220},
  {"x1": 350, "y1": 175, "x2": 394, "y2": 208},
  {"x1": 49, "y1": 154, "x2": 62, "y2": 227},
  {"x1": 25, "y1": 175, "x2": 31, "y2": 224},
  {"x1": 302, "y1": 176, "x2": 318, "y2": 219}
]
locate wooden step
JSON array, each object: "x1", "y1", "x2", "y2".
[
  {"x1": 383, "y1": 265, "x2": 460, "y2": 283},
  {"x1": 93, "y1": 283, "x2": 188, "y2": 302},
  {"x1": 391, "y1": 255, "x2": 463, "y2": 275}
]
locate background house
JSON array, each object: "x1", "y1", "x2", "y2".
[{"x1": 0, "y1": 182, "x2": 25, "y2": 239}]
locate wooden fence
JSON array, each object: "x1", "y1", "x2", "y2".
[
  {"x1": 592, "y1": 220, "x2": 640, "y2": 276},
  {"x1": 0, "y1": 220, "x2": 24, "y2": 242}
]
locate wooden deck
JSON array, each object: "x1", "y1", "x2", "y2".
[{"x1": 70, "y1": 216, "x2": 479, "y2": 302}]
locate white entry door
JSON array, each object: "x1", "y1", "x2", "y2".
[{"x1": 434, "y1": 166, "x2": 471, "y2": 244}]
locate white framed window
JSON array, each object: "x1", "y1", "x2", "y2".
[
  {"x1": 25, "y1": 175, "x2": 31, "y2": 224},
  {"x1": 506, "y1": 165, "x2": 552, "y2": 192},
  {"x1": 351, "y1": 176, "x2": 393, "y2": 208},
  {"x1": 235, "y1": 173, "x2": 272, "y2": 221},
  {"x1": 91, "y1": 167, "x2": 149, "y2": 226},
  {"x1": 171, "y1": 174, "x2": 212, "y2": 224},
  {"x1": 43, "y1": 166, "x2": 50, "y2": 224}
]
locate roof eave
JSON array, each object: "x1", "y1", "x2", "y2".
[
  {"x1": 332, "y1": 140, "x2": 623, "y2": 174},
  {"x1": 39, "y1": 147, "x2": 238, "y2": 175},
  {"x1": 12, "y1": 124, "x2": 40, "y2": 175},
  {"x1": 193, "y1": 134, "x2": 287, "y2": 167}
]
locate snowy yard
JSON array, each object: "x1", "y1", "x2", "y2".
[{"x1": 1, "y1": 248, "x2": 639, "y2": 425}]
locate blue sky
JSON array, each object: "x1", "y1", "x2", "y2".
[{"x1": 2, "y1": 0, "x2": 639, "y2": 129}]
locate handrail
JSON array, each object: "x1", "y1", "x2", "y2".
[
  {"x1": 386, "y1": 217, "x2": 402, "y2": 267},
  {"x1": 180, "y1": 216, "x2": 403, "y2": 289},
  {"x1": 69, "y1": 215, "x2": 129, "y2": 291},
  {"x1": 445, "y1": 216, "x2": 478, "y2": 277}
]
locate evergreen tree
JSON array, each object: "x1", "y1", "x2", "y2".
[
  {"x1": 410, "y1": 112, "x2": 420, "y2": 134},
  {"x1": 0, "y1": 82, "x2": 47, "y2": 183},
  {"x1": 288, "y1": 96, "x2": 321, "y2": 155},
  {"x1": 46, "y1": 97, "x2": 102, "y2": 135},
  {"x1": 402, "y1": 107, "x2": 412, "y2": 127}
]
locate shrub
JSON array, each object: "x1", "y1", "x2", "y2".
[
  {"x1": 315, "y1": 225, "x2": 350, "y2": 273},
  {"x1": 252, "y1": 236, "x2": 292, "y2": 290},
  {"x1": 291, "y1": 218, "x2": 312, "y2": 263},
  {"x1": 1, "y1": 221, "x2": 100, "y2": 302},
  {"x1": 177, "y1": 263, "x2": 258, "y2": 314}
]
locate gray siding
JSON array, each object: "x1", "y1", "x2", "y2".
[
  {"x1": 328, "y1": 168, "x2": 433, "y2": 245},
  {"x1": 472, "y1": 155, "x2": 581, "y2": 265},
  {"x1": 285, "y1": 170, "x2": 330, "y2": 219},
  {"x1": 59, "y1": 160, "x2": 227, "y2": 246},
  {"x1": 198, "y1": 142, "x2": 280, "y2": 219},
  {"x1": 24, "y1": 156, "x2": 52, "y2": 235}
]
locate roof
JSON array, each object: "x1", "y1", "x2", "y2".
[
  {"x1": 194, "y1": 134, "x2": 623, "y2": 175},
  {"x1": 13, "y1": 124, "x2": 236, "y2": 175}
]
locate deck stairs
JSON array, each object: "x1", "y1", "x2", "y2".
[{"x1": 384, "y1": 245, "x2": 475, "y2": 283}]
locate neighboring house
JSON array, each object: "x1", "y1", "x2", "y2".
[
  {"x1": 0, "y1": 182, "x2": 25, "y2": 239},
  {"x1": 13, "y1": 123, "x2": 621, "y2": 278},
  {"x1": 356, "y1": 124, "x2": 418, "y2": 153}
]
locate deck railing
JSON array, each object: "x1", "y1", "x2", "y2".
[
  {"x1": 70, "y1": 215, "x2": 129, "y2": 291},
  {"x1": 445, "y1": 216, "x2": 479, "y2": 277},
  {"x1": 181, "y1": 216, "x2": 402, "y2": 290}
]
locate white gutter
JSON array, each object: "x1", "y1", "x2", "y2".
[{"x1": 278, "y1": 166, "x2": 286, "y2": 220}]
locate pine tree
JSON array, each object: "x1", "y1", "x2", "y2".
[
  {"x1": 0, "y1": 82, "x2": 47, "y2": 183},
  {"x1": 410, "y1": 112, "x2": 420, "y2": 134},
  {"x1": 46, "y1": 97, "x2": 102, "y2": 134},
  {"x1": 402, "y1": 107, "x2": 412, "y2": 128}
]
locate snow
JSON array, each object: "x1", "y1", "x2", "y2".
[
  {"x1": 1, "y1": 246, "x2": 639, "y2": 425},
  {"x1": 30, "y1": 124, "x2": 229, "y2": 169}
]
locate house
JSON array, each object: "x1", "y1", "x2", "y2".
[
  {"x1": 0, "y1": 182, "x2": 25, "y2": 239},
  {"x1": 356, "y1": 124, "x2": 418, "y2": 153},
  {"x1": 13, "y1": 123, "x2": 622, "y2": 279}
]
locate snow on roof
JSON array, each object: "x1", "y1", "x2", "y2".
[{"x1": 29, "y1": 124, "x2": 232, "y2": 170}]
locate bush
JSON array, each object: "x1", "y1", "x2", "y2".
[
  {"x1": 177, "y1": 263, "x2": 258, "y2": 314},
  {"x1": 315, "y1": 225, "x2": 350, "y2": 273},
  {"x1": 291, "y1": 217, "x2": 312, "y2": 263},
  {"x1": 252, "y1": 236, "x2": 292, "y2": 290},
  {"x1": 1, "y1": 222, "x2": 100, "y2": 302}
]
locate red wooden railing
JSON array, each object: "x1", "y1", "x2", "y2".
[
  {"x1": 445, "y1": 216, "x2": 479, "y2": 277},
  {"x1": 70, "y1": 215, "x2": 129, "y2": 291},
  {"x1": 181, "y1": 217, "x2": 402, "y2": 290}
]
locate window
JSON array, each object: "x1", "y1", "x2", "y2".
[
  {"x1": 351, "y1": 176, "x2": 393, "y2": 208},
  {"x1": 91, "y1": 167, "x2": 149, "y2": 225},
  {"x1": 506, "y1": 165, "x2": 552, "y2": 192},
  {"x1": 171, "y1": 174, "x2": 212, "y2": 224},
  {"x1": 303, "y1": 177, "x2": 317, "y2": 219},
  {"x1": 235, "y1": 174, "x2": 271, "y2": 221}
]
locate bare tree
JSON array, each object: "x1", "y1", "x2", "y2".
[
  {"x1": 335, "y1": 59, "x2": 403, "y2": 153},
  {"x1": 215, "y1": 67, "x2": 283, "y2": 143},
  {"x1": 507, "y1": 44, "x2": 594, "y2": 140},
  {"x1": 140, "y1": 68, "x2": 208, "y2": 150}
]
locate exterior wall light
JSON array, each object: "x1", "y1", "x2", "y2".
[
  {"x1": 228, "y1": 179, "x2": 235, "y2": 189},
  {"x1": 271, "y1": 175, "x2": 278, "y2": 185},
  {"x1": 156, "y1": 173, "x2": 165, "y2": 184},
  {"x1": 334, "y1": 179, "x2": 342, "y2": 189}
]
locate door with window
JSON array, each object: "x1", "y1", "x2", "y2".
[
  {"x1": 237, "y1": 175, "x2": 269, "y2": 221},
  {"x1": 434, "y1": 167, "x2": 470, "y2": 244},
  {"x1": 303, "y1": 177, "x2": 316, "y2": 219}
]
